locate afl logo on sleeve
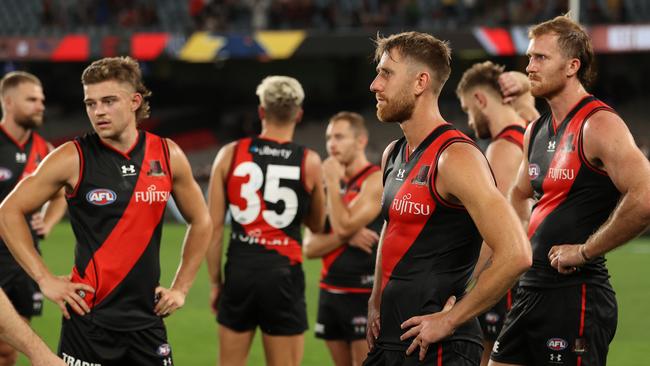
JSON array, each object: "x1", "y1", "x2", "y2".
[{"x1": 86, "y1": 188, "x2": 117, "y2": 206}]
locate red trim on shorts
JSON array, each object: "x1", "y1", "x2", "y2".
[
  {"x1": 437, "y1": 343, "x2": 443, "y2": 366},
  {"x1": 319, "y1": 283, "x2": 372, "y2": 294},
  {"x1": 577, "y1": 283, "x2": 587, "y2": 366},
  {"x1": 506, "y1": 289, "x2": 513, "y2": 311}
]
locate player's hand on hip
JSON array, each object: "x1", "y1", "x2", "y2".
[
  {"x1": 401, "y1": 295, "x2": 456, "y2": 361},
  {"x1": 349, "y1": 228, "x2": 379, "y2": 254},
  {"x1": 29, "y1": 212, "x2": 48, "y2": 237},
  {"x1": 366, "y1": 298, "x2": 381, "y2": 350},
  {"x1": 548, "y1": 244, "x2": 584, "y2": 274},
  {"x1": 32, "y1": 353, "x2": 67, "y2": 366},
  {"x1": 154, "y1": 286, "x2": 185, "y2": 317},
  {"x1": 209, "y1": 282, "x2": 222, "y2": 315},
  {"x1": 39, "y1": 274, "x2": 94, "y2": 319}
]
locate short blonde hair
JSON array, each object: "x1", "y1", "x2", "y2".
[{"x1": 256, "y1": 76, "x2": 304, "y2": 122}]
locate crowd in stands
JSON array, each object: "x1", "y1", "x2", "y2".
[
  {"x1": 190, "y1": 0, "x2": 650, "y2": 32},
  {"x1": 41, "y1": 0, "x2": 159, "y2": 29},
  {"x1": 0, "y1": 0, "x2": 643, "y2": 35}
]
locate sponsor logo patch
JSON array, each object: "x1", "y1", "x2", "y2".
[
  {"x1": 391, "y1": 193, "x2": 431, "y2": 216},
  {"x1": 547, "y1": 337, "x2": 568, "y2": 351},
  {"x1": 86, "y1": 189, "x2": 117, "y2": 206},
  {"x1": 121, "y1": 164, "x2": 136, "y2": 176},
  {"x1": 528, "y1": 163, "x2": 540, "y2": 180},
  {"x1": 411, "y1": 165, "x2": 430, "y2": 186},
  {"x1": 147, "y1": 160, "x2": 165, "y2": 176},
  {"x1": 157, "y1": 343, "x2": 171, "y2": 357},
  {"x1": 485, "y1": 312, "x2": 500, "y2": 324},
  {"x1": 250, "y1": 145, "x2": 292, "y2": 159},
  {"x1": 0, "y1": 167, "x2": 12, "y2": 181}
]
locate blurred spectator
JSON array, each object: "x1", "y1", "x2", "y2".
[{"x1": 28, "y1": 0, "x2": 650, "y2": 34}]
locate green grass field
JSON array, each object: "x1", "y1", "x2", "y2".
[{"x1": 17, "y1": 222, "x2": 650, "y2": 365}]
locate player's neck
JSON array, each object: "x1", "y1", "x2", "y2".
[
  {"x1": 488, "y1": 106, "x2": 523, "y2": 138},
  {"x1": 260, "y1": 120, "x2": 294, "y2": 143},
  {"x1": 0, "y1": 118, "x2": 32, "y2": 144},
  {"x1": 100, "y1": 126, "x2": 139, "y2": 153},
  {"x1": 345, "y1": 154, "x2": 370, "y2": 179},
  {"x1": 547, "y1": 81, "x2": 589, "y2": 127},
  {"x1": 400, "y1": 103, "x2": 446, "y2": 154}
]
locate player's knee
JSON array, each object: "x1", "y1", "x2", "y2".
[{"x1": 0, "y1": 344, "x2": 18, "y2": 366}]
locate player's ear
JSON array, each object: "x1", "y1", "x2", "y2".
[
  {"x1": 131, "y1": 93, "x2": 142, "y2": 113},
  {"x1": 258, "y1": 105, "x2": 265, "y2": 121},
  {"x1": 473, "y1": 90, "x2": 487, "y2": 109},
  {"x1": 566, "y1": 58, "x2": 580, "y2": 78},
  {"x1": 294, "y1": 108, "x2": 304, "y2": 124},
  {"x1": 357, "y1": 132, "x2": 368, "y2": 148},
  {"x1": 414, "y1": 71, "x2": 430, "y2": 96}
]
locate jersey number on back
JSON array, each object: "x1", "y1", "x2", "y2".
[{"x1": 230, "y1": 162, "x2": 299, "y2": 229}]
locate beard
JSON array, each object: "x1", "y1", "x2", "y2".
[
  {"x1": 376, "y1": 89, "x2": 415, "y2": 124},
  {"x1": 473, "y1": 111, "x2": 491, "y2": 139},
  {"x1": 15, "y1": 113, "x2": 43, "y2": 129},
  {"x1": 530, "y1": 71, "x2": 565, "y2": 99}
]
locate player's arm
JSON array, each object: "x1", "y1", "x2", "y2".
[
  {"x1": 205, "y1": 142, "x2": 235, "y2": 313},
  {"x1": 302, "y1": 149, "x2": 326, "y2": 233},
  {"x1": 509, "y1": 126, "x2": 535, "y2": 226},
  {"x1": 472, "y1": 139, "x2": 524, "y2": 279},
  {"x1": 549, "y1": 111, "x2": 650, "y2": 272},
  {"x1": 366, "y1": 221, "x2": 386, "y2": 350},
  {"x1": 0, "y1": 142, "x2": 94, "y2": 318},
  {"x1": 154, "y1": 139, "x2": 212, "y2": 317},
  {"x1": 324, "y1": 168, "x2": 383, "y2": 239},
  {"x1": 28, "y1": 142, "x2": 68, "y2": 238},
  {"x1": 401, "y1": 143, "x2": 531, "y2": 360},
  {"x1": 0, "y1": 289, "x2": 66, "y2": 366},
  {"x1": 304, "y1": 225, "x2": 379, "y2": 259},
  {"x1": 366, "y1": 140, "x2": 396, "y2": 350},
  {"x1": 499, "y1": 71, "x2": 539, "y2": 121},
  {"x1": 303, "y1": 227, "x2": 341, "y2": 259}
]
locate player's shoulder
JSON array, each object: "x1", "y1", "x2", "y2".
[{"x1": 304, "y1": 148, "x2": 323, "y2": 167}]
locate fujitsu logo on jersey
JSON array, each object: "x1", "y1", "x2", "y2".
[
  {"x1": 135, "y1": 184, "x2": 170, "y2": 204},
  {"x1": 250, "y1": 145, "x2": 292, "y2": 159},
  {"x1": 547, "y1": 168, "x2": 575, "y2": 181},
  {"x1": 232, "y1": 228, "x2": 290, "y2": 246},
  {"x1": 86, "y1": 189, "x2": 117, "y2": 206},
  {"x1": 391, "y1": 193, "x2": 431, "y2": 216}
]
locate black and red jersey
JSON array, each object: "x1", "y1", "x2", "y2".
[
  {"x1": 523, "y1": 95, "x2": 619, "y2": 289},
  {"x1": 377, "y1": 124, "x2": 483, "y2": 351},
  {"x1": 0, "y1": 126, "x2": 49, "y2": 269},
  {"x1": 66, "y1": 131, "x2": 172, "y2": 331},
  {"x1": 319, "y1": 164, "x2": 382, "y2": 293},
  {"x1": 225, "y1": 136, "x2": 311, "y2": 268},
  {"x1": 493, "y1": 124, "x2": 525, "y2": 149}
]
